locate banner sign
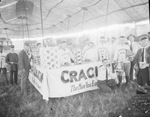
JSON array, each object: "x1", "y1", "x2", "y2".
[
  {"x1": 29, "y1": 65, "x2": 49, "y2": 100},
  {"x1": 46, "y1": 62, "x2": 102, "y2": 98},
  {"x1": 29, "y1": 62, "x2": 106, "y2": 98}
]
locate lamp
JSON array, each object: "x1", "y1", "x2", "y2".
[{"x1": 16, "y1": 0, "x2": 34, "y2": 19}]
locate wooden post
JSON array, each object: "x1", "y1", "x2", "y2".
[{"x1": 40, "y1": 0, "x2": 44, "y2": 38}]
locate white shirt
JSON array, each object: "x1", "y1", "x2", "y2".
[
  {"x1": 83, "y1": 47, "x2": 98, "y2": 61},
  {"x1": 114, "y1": 45, "x2": 130, "y2": 62},
  {"x1": 0, "y1": 52, "x2": 7, "y2": 68},
  {"x1": 108, "y1": 43, "x2": 116, "y2": 61},
  {"x1": 96, "y1": 43, "x2": 109, "y2": 61},
  {"x1": 98, "y1": 65, "x2": 117, "y2": 81},
  {"x1": 132, "y1": 42, "x2": 141, "y2": 55},
  {"x1": 141, "y1": 46, "x2": 149, "y2": 63},
  {"x1": 59, "y1": 48, "x2": 74, "y2": 66}
]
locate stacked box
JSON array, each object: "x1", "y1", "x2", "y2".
[
  {"x1": 74, "y1": 48, "x2": 83, "y2": 65},
  {"x1": 40, "y1": 47, "x2": 60, "y2": 69}
]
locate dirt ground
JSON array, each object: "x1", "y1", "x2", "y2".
[{"x1": 0, "y1": 73, "x2": 150, "y2": 117}]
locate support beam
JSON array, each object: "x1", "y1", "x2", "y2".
[
  {"x1": 104, "y1": 0, "x2": 110, "y2": 38},
  {"x1": 40, "y1": 0, "x2": 44, "y2": 38},
  {"x1": 148, "y1": 0, "x2": 150, "y2": 27}
]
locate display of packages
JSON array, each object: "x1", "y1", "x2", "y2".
[{"x1": 40, "y1": 47, "x2": 60, "y2": 69}]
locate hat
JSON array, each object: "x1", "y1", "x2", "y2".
[
  {"x1": 88, "y1": 41, "x2": 94, "y2": 45},
  {"x1": 100, "y1": 36, "x2": 105, "y2": 39},
  {"x1": 138, "y1": 34, "x2": 149, "y2": 41},
  {"x1": 111, "y1": 37, "x2": 116, "y2": 39},
  {"x1": 24, "y1": 41, "x2": 30, "y2": 46},
  {"x1": 127, "y1": 34, "x2": 135, "y2": 40},
  {"x1": 119, "y1": 36, "x2": 125, "y2": 38},
  {"x1": 10, "y1": 45, "x2": 14, "y2": 48},
  {"x1": 61, "y1": 40, "x2": 67, "y2": 43},
  {"x1": 36, "y1": 43, "x2": 41, "y2": 46}
]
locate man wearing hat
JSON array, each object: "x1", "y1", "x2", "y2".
[
  {"x1": 18, "y1": 41, "x2": 31, "y2": 96},
  {"x1": 6, "y1": 45, "x2": 18, "y2": 85},
  {"x1": 132, "y1": 34, "x2": 150, "y2": 92},
  {"x1": 114, "y1": 36, "x2": 133, "y2": 85},
  {"x1": 127, "y1": 34, "x2": 140, "y2": 81}
]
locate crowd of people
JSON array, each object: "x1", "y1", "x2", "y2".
[
  {"x1": 44, "y1": 33, "x2": 150, "y2": 93},
  {"x1": 0, "y1": 32, "x2": 150, "y2": 97},
  {"x1": 0, "y1": 42, "x2": 31, "y2": 96}
]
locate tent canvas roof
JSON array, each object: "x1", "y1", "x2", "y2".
[{"x1": 0, "y1": 0, "x2": 149, "y2": 38}]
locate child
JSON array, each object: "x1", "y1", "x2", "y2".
[{"x1": 97, "y1": 59, "x2": 117, "y2": 93}]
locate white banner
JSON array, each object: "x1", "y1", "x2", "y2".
[
  {"x1": 46, "y1": 62, "x2": 102, "y2": 98},
  {"x1": 29, "y1": 65, "x2": 49, "y2": 100},
  {"x1": 29, "y1": 62, "x2": 109, "y2": 99}
]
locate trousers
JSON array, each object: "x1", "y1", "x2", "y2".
[
  {"x1": 20, "y1": 70, "x2": 30, "y2": 96},
  {"x1": 10, "y1": 70, "x2": 18, "y2": 85},
  {"x1": 137, "y1": 67, "x2": 150, "y2": 86},
  {"x1": 0, "y1": 68, "x2": 8, "y2": 84}
]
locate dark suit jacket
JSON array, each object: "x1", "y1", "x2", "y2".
[
  {"x1": 6, "y1": 53, "x2": 18, "y2": 71},
  {"x1": 132, "y1": 46, "x2": 150, "y2": 78},
  {"x1": 18, "y1": 50, "x2": 31, "y2": 72}
]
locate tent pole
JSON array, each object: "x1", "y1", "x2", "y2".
[
  {"x1": 40, "y1": 0, "x2": 44, "y2": 38},
  {"x1": 22, "y1": 18, "x2": 24, "y2": 38},
  {"x1": 134, "y1": 21, "x2": 137, "y2": 36},
  {"x1": 81, "y1": 9, "x2": 86, "y2": 31},
  {"x1": 81, "y1": 7, "x2": 87, "y2": 31},
  {"x1": 67, "y1": 15, "x2": 71, "y2": 32},
  {"x1": 148, "y1": 0, "x2": 150, "y2": 26},
  {"x1": 105, "y1": 0, "x2": 110, "y2": 40},
  {"x1": 23, "y1": 0, "x2": 30, "y2": 38},
  {"x1": 5, "y1": 28, "x2": 9, "y2": 39}
]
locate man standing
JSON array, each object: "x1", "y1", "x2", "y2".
[
  {"x1": 133, "y1": 34, "x2": 150, "y2": 89},
  {"x1": 6, "y1": 45, "x2": 18, "y2": 85},
  {"x1": 114, "y1": 36, "x2": 133, "y2": 85},
  {"x1": 83, "y1": 42, "x2": 98, "y2": 62},
  {"x1": 108, "y1": 37, "x2": 116, "y2": 62},
  {"x1": 0, "y1": 45, "x2": 8, "y2": 84},
  {"x1": 18, "y1": 42, "x2": 31, "y2": 96},
  {"x1": 127, "y1": 34, "x2": 140, "y2": 81},
  {"x1": 58, "y1": 41, "x2": 74, "y2": 66},
  {"x1": 96, "y1": 36, "x2": 109, "y2": 62}
]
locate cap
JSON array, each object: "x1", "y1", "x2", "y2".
[
  {"x1": 36, "y1": 43, "x2": 41, "y2": 46},
  {"x1": 10, "y1": 45, "x2": 14, "y2": 48},
  {"x1": 88, "y1": 41, "x2": 94, "y2": 45},
  {"x1": 24, "y1": 41, "x2": 30, "y2": 46},
  {"x1": 138, "y1": 34, "x2": 149, "y2": 41},
  {"x1": 100, "y1": 36, "x2": 105, "y2": 39},
  {"x1": 61, "y1": 40, "x2": 67, "y2": 43},
  {"x1": 111, "y1": 37, "x2": 116, "y2": 39},
  {"x1": 119, "y1": 36, "x2": 125, "y2": 38},
  {"x1": 127, "y1": 34, "x2": 135, "y2": 39}
]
